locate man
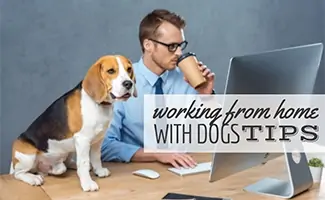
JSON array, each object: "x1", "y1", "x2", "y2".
[{"x1": 101, "y1": 9, "x2": 215, "y2": 169}]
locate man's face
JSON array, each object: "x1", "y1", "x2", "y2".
[{"x1": 147, "y1": 22, "x2": 188, "y2": 71}]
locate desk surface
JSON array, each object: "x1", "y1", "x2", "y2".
[{"x1": 1, "y1": 153, "x2": 324, "y2": 200}]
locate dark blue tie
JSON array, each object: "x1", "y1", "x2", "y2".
[
  {"x1": 154, "y1": 77, "x2": 168, "y2": 149},
  {"x1": 155, "y1": 77, "x2": 163, "y2": 95},
  {"x1": 155, "y1": 77, "x2": 165, "y2": 107}
]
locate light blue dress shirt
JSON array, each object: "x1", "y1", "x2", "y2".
[{"x1": 101, "y1": 57, "x2": 198, "y2": 162}]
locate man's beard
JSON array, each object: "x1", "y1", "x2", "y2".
[{"x1": 152, "y1": 54, "x2": 166, "y2": 70}]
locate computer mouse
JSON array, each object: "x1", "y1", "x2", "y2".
[{"x1": 132, "y1": 169, "x2": 160, "y2": 179}]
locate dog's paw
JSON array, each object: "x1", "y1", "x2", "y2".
[
  {"x1": 94, "y1": 167, "x2": 110, "y2": 178},
  {"x1": 20, "y1": 174, "x2": 44, "y2": 186},
  {"x1": 81, "y1": 179, "x2": 99, "y2": 192},
  {"x1": 49, "y1": 163, "x2": 67, "y2": 175}
]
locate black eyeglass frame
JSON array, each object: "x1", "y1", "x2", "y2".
[{"x1": 149, "y1": 38, "x2": 188, "y2": 52}]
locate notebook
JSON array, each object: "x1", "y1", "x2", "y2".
[{"x1": 162, "y1": 192, "x2": 232, "y2": 200}]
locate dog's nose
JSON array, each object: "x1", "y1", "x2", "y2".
[{"x1": 122, "y1": 80, "x2": 133, "y2": 90}]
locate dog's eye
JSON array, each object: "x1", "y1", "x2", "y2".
[
  {"x1": 107, "y1": 69, "x2": 115, "y2": 74},
  {"x1": 127, "y1": 67, "x2": 132, "y2": 73}
]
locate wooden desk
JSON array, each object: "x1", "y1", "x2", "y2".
[{"x1": 1, "y1": 154, "x2": 324, "y2": 200}]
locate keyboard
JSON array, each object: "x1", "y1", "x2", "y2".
[{"x1": 167, "y1": 162, "x2": 211, "y2": 176}]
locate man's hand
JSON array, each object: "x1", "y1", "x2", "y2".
[
  {"x1": 184, "y1": 61, "x2": 215, "y2": 94},
  {"x1": 131, "y1": 149, "x2": 197, "y2": 169},
  {"x1": 155, "y1": 153, "x2": 197, "y2": 169}
]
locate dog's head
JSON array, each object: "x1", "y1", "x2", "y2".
[{"x1": 82, "y1": 55, "x2": 137, "y2": 104}]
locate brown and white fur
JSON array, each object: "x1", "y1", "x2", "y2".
[{"x1": 9, "y1": 55, "x2": 137, "y2": 192}]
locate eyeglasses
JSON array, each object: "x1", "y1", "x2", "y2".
[{"x1": 149, "y1": 39, "x2": 188, "y2": 52}]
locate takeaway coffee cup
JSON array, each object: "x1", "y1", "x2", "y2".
[{"x1": 177, "y1": 52, "x2": 207, "y2": 89}]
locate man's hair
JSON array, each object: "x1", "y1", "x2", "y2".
[{"x1": 138, "y1": 9, "x2": 186, "y2": 52}]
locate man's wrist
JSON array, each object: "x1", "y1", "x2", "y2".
[{"x1": 131, "y1": 148, "x2": 157, "y2": 162}]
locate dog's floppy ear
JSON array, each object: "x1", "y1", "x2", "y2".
[{"x1": 82, "y1": 61, "x2": 107, "y2": 103}]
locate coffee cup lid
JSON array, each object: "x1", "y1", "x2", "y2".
[{"x1": 177, "y1": 52, "x2": 196, "y2": 65}]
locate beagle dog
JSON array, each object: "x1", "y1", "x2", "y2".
[{"x1": 9, "y1": 55, "x2": 137, "y2": 192}]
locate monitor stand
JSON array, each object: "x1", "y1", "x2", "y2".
[{"x1": 243, "y1": 151, "x2": 314, "y2": 199}]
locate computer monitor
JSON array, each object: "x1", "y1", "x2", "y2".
[{"x1": 209, "y1": 43, "x2": 324, "y2": 198}]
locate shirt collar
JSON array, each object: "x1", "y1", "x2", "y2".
[{"x1": 137, "y1": 57, "x2": 169, "y2": 86}]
